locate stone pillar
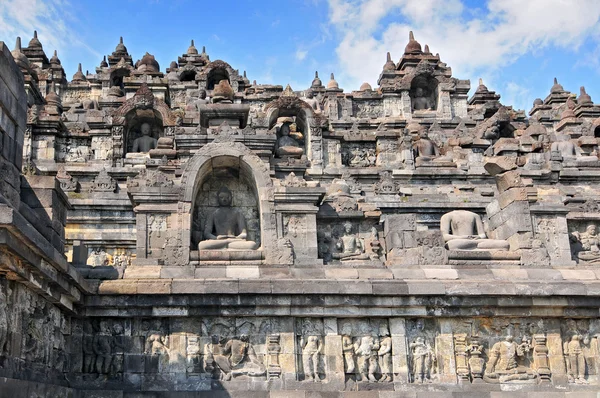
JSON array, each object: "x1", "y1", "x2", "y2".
[
  {"x1": 389, "y1": 317, "x2": 409, "y2": 384},
  {"x1": 323, "y1": 317, "x2": 344, "y2": 388}
]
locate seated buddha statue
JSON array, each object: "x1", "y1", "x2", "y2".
[
  {"x1": 131, "y1": 122, "x2": 158, "y2": 153},
  {"x1": 440, "y1": 210, "x2": 510, "y2": 251},
  {"x1": 198, "y1": 186, "x2": 259, "y2": 250},
  {"x1": 275, "y1": 123, "x2": 304, "y2": 158}
]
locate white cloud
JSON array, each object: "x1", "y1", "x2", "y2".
[
  {"x1": 327, "y1": 0, "x2": 600, "y2": 95},
  {"x1": 0, "y1": 0, "x2": 99, "y2": 58},
  {"x1": 296, "y1": 49, "x2": 308, "y2": 61}
]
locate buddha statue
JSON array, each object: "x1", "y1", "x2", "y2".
[
  {"x1": 194, "y1": 89, "x2": 209, "y2": 108},
  {"x1": 484, "y1": 335, "x2": 537, "y2": 383},
  {"x1": 275, "y1": 123, "x2": 304, "y2": 158},
  {"x1": 572, "y1": 224, "x2": 600, "y2": 264},
  {"x1": 412, "y1": 87, "x2": 434, "y2": 111},
  {"x1": 413, "y1": 130, "x2": 440, "y2": 161},
  {"x1": 551, "y1": 134, "x2": 577, "y2": 158},
  {"x1": 132, "y1": 122, "x2": 158, "y2": 153},
  {"x1": 198, "y1": 186, "x2": 259, "y2": 250},
  {"x1": 440, "y1": 210, "x2": 510, "y2": 251},
  {"x1": 304, "y1": 90, "x2": 322, "y2": 113},
  {"x1": 333, "y1": 221, "x2": 369, "y2": 261}
]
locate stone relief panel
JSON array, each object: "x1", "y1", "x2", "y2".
[
  {"x1": 569, "y1": 221, "x2": 600, "y2": 265},
  {"x1": 317, "y1": 220, "x2": 384, "y2": 264},
  {"x1": 337, "y1": 318, "x2": 392, "y2": 383},
  {"x1": 450, "y1": 318, "x2": 552, "y2": 385},
  {"x1": 341, "y1": 143, "x2": 376, "y2": 167},
  {"x1": 91, "y1": 136, "x2": 114, "y2": 161},
  {"x1": 296, "y1": 318, "x2": 325, "y2": 382},
  {"x1": 560, "y1": 319, "x2": 600, "y2": 385},
  {"x1": 406, "y1": 319, "x2": 439, "y2": 384},
  {"x1": 353, "y1": 100, "x2": 383, "y2": 119}
]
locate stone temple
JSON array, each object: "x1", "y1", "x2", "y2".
[{"x1": 3, "y1": 30, "x2": 600, "y2": 397}]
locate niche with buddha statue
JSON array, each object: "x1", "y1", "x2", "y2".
[{"x1": 410, "y1": 75, "x2": 438, "y2": 112}]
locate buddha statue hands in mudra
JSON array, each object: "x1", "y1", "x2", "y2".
[{"x1": 198, "y1": 186, "x2": 259, "y2": 250}]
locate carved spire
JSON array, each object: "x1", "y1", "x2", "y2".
[
  {"x1": 311, "y1": 70, "x2": 323, "y2": 88},
  {"x1": 578, "y1": 86, "x2": 593, "y2": 105},
  {"x1": 72, "y1": 63, "x2": 86, "y2": 82},
  {"x1": 383, "y1": 51, "x2": 396, "y2": 71},
  {"x1": 11, "y1": 37, "x2": 32, "y2": 71},
  {"x1": 28, "y1": 30, "x2": 43, "y2": 49},
  {"x1": 49, "y1": 50, "x2": 61, "y2": 65},
  {"x1": 100, "y1": 55, "x2": 108, "y2": 68},
  {"x1": 187, "y1": 39, "x2": 198, "y2": 55},
  {"x1": 404, "y1": 30, "x2": 422, "y2": 54},
  {"x1": 551, "y1": 77, "x2": 564, "y2": 94},
  {"x1": 327, "y1": 73, "x2": 339, "y2": 89},
  {"x1": 424, "y1": 44, "x2": 430, "y2": 53}
]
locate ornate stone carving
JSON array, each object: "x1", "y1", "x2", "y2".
[
  {"x1": 409, "y1": 336, "x2": 436, "y2": 383},
  {"x1": 374, "y1": 170, "x2": 396, "y2": 194},
  {"x1": 570, "y1": 223, "x2": 600, "y2": 264},
  {"x1": 342, "y1": 144, "x2": 376, "y2": 167},
  {"x1": 332, "y1": 221, "x2": 368, "y2": 261},
  {"x1": 204, "y1": 335, "x2": 266, "y2": 380},
  {"x1": 90, "y1": 169, "x2": 117, "y2": 193},
  {"x1": 56, "y1": 165, "x2": 78, "y2": 192},
  {"x1": 300, "y1": 335, "x2": 323, "y2": 382},
  {"x1": 86, "y1": 249, "x2": 113, "y2": 267},
  {"x1": 127, "y1": 168, "x2": 174, "y2": 188},
  {"x1": 564, "y1": 334, "x2": 588, "y2": 384},
  {"x1": 483, "y1": 335, "x2": 537, "y2": 383}
]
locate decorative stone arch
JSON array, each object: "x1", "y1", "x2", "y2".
[
  {"x1": 592, "y1": 117, "x2": 600, "y2": 138},
  {"x1": 111, "y1": 83, "x2": 178, "y2": 160},
  {"x1": 199, "y1": 60, "x2": 241, "y2": 91},
  {"x1": 179, "y1": 141, "x2": 277, "y2": 259},
  {"x1": 264, "y1": 94, "x2": 324, "y2": 168}
]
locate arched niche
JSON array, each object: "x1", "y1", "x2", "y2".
[
  {"x1": 123, "y1": 109, "x2": 163, "y2": 154},
  {"x1": 410, "y1": 74, "x2": 438, "y2": 111},
  {"x1": 180, "y1": 142, "x2": 277, "y2": 257},
  {"x1": 593, "y1": 118, "x2": 600, "y2": 138},
  {"x1": 206, "y1": 67, "x2": 230, "y2": 90},
  {"x1": 265, "y1": 97, "x2": 319, "y2": 163},
  {"x1": 110, "y1": 68, "x2": 131, "y2": 90}
]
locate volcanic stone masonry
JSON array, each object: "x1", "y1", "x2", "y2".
[{"x1": 3, "y1": 30, "x2": 600, "y2": 397}]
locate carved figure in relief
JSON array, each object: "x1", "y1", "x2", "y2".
[
  {"x1": 571, "y1": 224, "x2": 600, "y2": 264},
  {"x1": 82, "y1": 322, "x2": 96, "y2": 373},
  {"x1": 87, "y1": 249, "x2": 113, "y2": 267},
  {"x1": 0, "y1": 283, "x2": 8, "y2": 355},
  {"x1": 413, "y1": 130, "x2": 440, "y2": 160},
  {"x1": 145, "y1": 333, "x2": 169, "y2": 357},
  {"x1": 333, "y1": 222, "x2": 369, "y2": 261},
  {"x1": 410, "y1": 337, "x2": 435, "y2": 383},
  {"x1": 564, "y1": 334, "x2": 588, "y2": 384},
  {"x1": 341, "y1": 325, "x2": 356, "y2": 374},
  {"x1": 355, "y1": 335, "x2": 379, "y2": 382},
  {"x1": 132, "y1": 122, "x2": 158, "y2": 153},
  {"x1": 440, "y1": 210, "x2": 510, "y2": 251},
  {"x1": 94, "y1": 324, "x2": 113, "y2": 374},
  {"x1": 207, "y1": 335, "x2": 266, "y2": 379},
  {"x1": 276, "y1": 123, "x2": 304, "y2": 158},
  {"x1": 198, "y1": 186, "x2": 259, "y2": 250},
  {"x1": 378, "y1": 328, "x2": 393, "y2": 382},
  {"x1": 301, "y1": 335, "x2": 323, "y2": 382},
  {"x1": 484, "y1": 335, "x2": 536, "y2": 383}
]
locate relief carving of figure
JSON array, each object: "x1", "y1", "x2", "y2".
[
  {"x1": 484, "y1": 335, "x2": 537, "y2": 383},
  {"x1": 378, "y1": 327, "x2": 393, "y2": 382},
  {"x1": 571, "y1": 224, "x2": 600, "y2": 264},
  {"x1": 440, "y1": 210, "x2": 510, "y2": 251},
  {"x1": 198, "y1": 186, "x2": 259, "y2": 250},
  {"x1": 564, "y1": 334, "x2": 589, "y2": 384},
  {"x1": 0, "y1": 283, "x2": 9, "y2": 355},
  {"x1": 301, "y1": 335, "x2": 323, "y2": 382},
  {"x1": 205, "y1": 335, "x2": 266, "y2": 380},
  {"x1": 341, "y1": 325, "x2": 356, "y2": 375},
  {"x1": 333, "y1": 222, "x2": 369, "y2": 261},
  {"x1": 410, "y1": 337, "x2": 435, "y2": 383},
  {"x1": 355, "y1": 335, "x2": 379, "y2": 382},
  {"x1": 132, "y1": 122, "x2": 158, "y2": 153}
]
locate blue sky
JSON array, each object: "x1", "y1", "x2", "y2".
[{"x1": 2, "y1": 0, "x2": 600, "y2": 111}]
